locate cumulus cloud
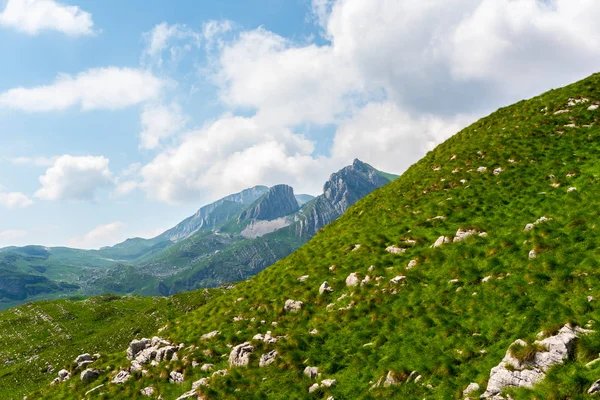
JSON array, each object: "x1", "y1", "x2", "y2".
[
  {"x1": 10, "y1": 156, "x2": 57, "y2": 166},
  {"x1": 142, "y1": 22, "x2": 201, "y2": 67},
  {"x1": 35, "y1": 155, "x2": 113, "y2": 201},
  {"x1": 139, "y1": 102, "x2": 186, "y2": 149},
  {"x1": 140, "y1": 115, "x2": 331, "y2": 203},
  {"x1": 0, "y1": 229, "x2": 27, "y2": 247},
  {"x1": 0, "y1": 0, "x2": 94, "y2": 36},
  {"x1": 0, "y1": 191, "x2": 33, "y2": 208},
  {"x1": 0, "y1": 67, "x2": 164, "y2": 112},
  {"x1": 67, "y1": 221, "x2": 125, "y2": 249}
]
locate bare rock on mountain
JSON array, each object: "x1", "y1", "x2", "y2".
[
  {"x1": 319, "y1": 281, "x2": 333, "y2": 294},
  {"x1": 169, "y1": 370, "x2": 184, "y2": 384},
  {"x1": 80, "y1": 369, "x2": 100, "y2": 382},
  {"x1": 229, "y1": 342, "x2": 254, "y2": 367},
  {"x1": 346, "y1": 273, "x2": 359, "y2": 287},
  {"x1": 284, "y1": 299, "x2": 303, "y2": 312},
  {"x1": 431, "y1": 236, "x2": 451, "y2": 248},
  {"x1": 112, "y1": 370, "x2": 130, "y2": 384},
  {"x1": 259, "y1": 350, "x2": 278, "y2": 367},
  {"x1": 127, "y1": 338, "x2": 151, "y2": 360},
  {"x1": 304, "y1": 366, "x2": 319, "y2": 379},
  {"x1": 238, "y1": 185, "x2": 299, "y2": 222}
]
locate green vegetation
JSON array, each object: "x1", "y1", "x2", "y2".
[{"x1": 12, "y1": 73, "x2": 600, "y2": 399}]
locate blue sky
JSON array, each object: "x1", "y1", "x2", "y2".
[{"x1": 1, "y1": 0, "x2": 599, "y2": 249}]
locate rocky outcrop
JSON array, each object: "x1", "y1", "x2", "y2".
[
  {"x1": 238, "y1": 185, "x2": 299, "y2": 222},
  {"x1": 304, "y1": 366, "x2": 319, "y2": 379},
  {"x1": 481, "y1": 324, "x2": 592, "y2": 398},
  {"x1": 319, "y1": 281, "x2": 333, "y2": 294},
  {"x1": 345, "y1": 273, "x2": 359, "y2": 287},
  {"x1": 169, "y1": 370, "x2": 184, "y2": 383},
  {"x1": 431, "y1": 236, "x2": 450, "y2": 248},
  {"x1": 229, "y1": 342, "x2": 254, "y2": 367},
  {"x1": 80, "y1": 369, "x2": 100, "y2": 382},
  {"x1": 284, "y1": 299, "x2": 303, "y2": 312},
  {"x1": 463, "y1": 382, "x2": 479, "y2": 397},
  {"x1": 126, "y1": 336, "x2": 178, "y2": 371},
  {"x1": 112, "y1": 370, "x2": 130, "y2": 384},
  {"x1": 259, "y1": 350, "x2": 278, "y2": 367}
]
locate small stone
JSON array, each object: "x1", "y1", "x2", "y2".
[
  {"x1": 169, "y1": 370, "x2": 184, "y2": 384},
  {"x1": 588, "y1": 296, "x2": 594, "y2": 302},
  {"x1": 529, "y1": 249, "x2": 537, "y2": 259},
  {"x1": 309, "y1": 329, "x2": 318, "y2": 335},
  {"x1": 384, "y1": 371, "x2": 399, "y2": 387},
  {"x1": 304, "y1": 366, "x2": 319, "y2": 379},
  {"x1": 229, "y1": 342, "x2": 254, "y2": 367},
  {"x1": 477, "y1": 166, "x2": 487, "y2": 172},
  {"x1": 588, "y1": 104, "x2": 599, "y2": 111},
  {"x1": 390, "y1": 276, "x2": 406, "y2": 284},
  {"x1": 284, "y1": 299, "x2": 304, "y2": 312},
  {"x1": 360, "y1": 275, "x2": 371, "y2": 285},
  {"x1": 385, "y1": 245, "x2": 406, "y2": 254},
  {"x1": 297, "y1": 275, "x2": 309, "y2": 282},
  {"x1": 112, "y1": 370, "x2": 130, "y2": 384},
  {"x1": 567, "y1": 187, "x2": 577, "y2": 193},
  {"x1": 407, "y1": 260, "x2": 417, "y2": 269},
  {"x1": 259, "y1": 351, "x2": 278, "y2": 367},
  {"x1": 368, "y1": 265, "x2": 375, "y2": 272},
  {"x1": 201, "y1": 363, "x2": 214, "y2": 371},
  {"x1": 524, "y1": 223, "x2": 534, "y2": 231},
  {"x1": 463, "y1": 382, "x2": 479, "y2": 396},
  {"x1": 493, "y1": 168, "x2": 504, "y2": 175},
  {"x1": 431, "y1": 236, "x2": 450, "y2": 248},
  {"x1": 201, "y1": 330, "x2": 220, "y2": 340},
  {"x1": 80, "y1": 369, "x2": 100, "y2": 382},
  {"x1": 482, "y1": 275, "x2": 492, "y2": 283},
  {"x1": 192, "y1": 378, "x2": 209, "y2": 390},
  {"x1": 319, "y1": 281, "x2": 333, "y2": 294},
  {"x1": 308, "y1": 383, "x2": 320, "y2": 393},
  {"x1": 346, "y1": 273, "x2": 359, "y2": 287},
  {"x1": 321, "y1": 379, "x2": 337, "y2": 387}
]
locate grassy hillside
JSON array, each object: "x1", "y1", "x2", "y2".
[
  {"x1": 0, "y1": 290, "x2": 220, "y2": 399},
  {"x1": 23, "y1": 73, "x2": 600, "y2": 399}
]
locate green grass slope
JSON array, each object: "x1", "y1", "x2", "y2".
[
  {"x1": 0, "y1": 290, "x2": 219, "y2": 399},
  {"x1": 26, "y1": 73, "x2": 600, "y2": 399}
]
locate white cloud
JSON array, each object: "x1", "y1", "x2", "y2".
[
  {"x1": 331, "y1": 101, "x2": 475, "y2": 173},
  {"x1": 67, "y1": 221, "x2": 125, "y2": 249},
  {"x1": 140, "y1": 115, "x2": 331, "y2": 203},
  {"x1": 0, "y1": 191, "x2": 33, "y2": 208},
  {"x1": 0, "y1": 67, "x2": 164, "y2": 112},
  {"x1": 202, "y1": 19, "x2": 232, "y2": 41},
  {"x1": 142, "y1": 22, "x2": 202, "y2": 67},
  {"x1": 35, "y1": 155, "x2": 113, "y2": 201},
  {"x1": 0, "y1": 229, "x2": 27, "y2": 248},
  {"x1": 114, "y1": 180, "x2": 138, "y2": 197},
  {"x1": 139, "y1": 102, "x2": 186, "y2": 149},
  {"x1": 0, "y1": 0, "x2": 94, "y2": 36},
  {"x1": 10, "y1": 156, "x2": 57, "y2": 166}
]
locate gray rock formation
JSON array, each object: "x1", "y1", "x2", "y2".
[
  {"x1": 304, "y1": 366, "x2": 319, "y2": 379},
  {"x1": 140, "y1": 386, "x2": 155, "y2": 396},
  {"x1": 588, "y1": 379, "x2": 600, "y2": 394},
  {"x1": 431, "y1": 236, "x2": 451, "y2": 248},
  {"x1": 463, "y1": 382, "x2": 479, "y2": 396},
  {"x1": 238, "y1": 185, "x2": 299, "y2": 222},
  {"x1": 229, "y1": 342, "x2": 254, "y2": 367},
  {"x1": 345, "y1": 273, "x2": 359, "y2": 287},
  {"x1": 112, "y1": 370, "x2": 130, "y2": 384},
  {"x1": 201, "y1": 330, "x2": 220, "y2": 340},
  {"x1": 481, "y1": 324, "x2": 592, "y2": 398},
  {"x1": 319, "y1": 281, "x2": 333, "y2": 294},
  {"x1": 169, "y1": 370, "x2": 184, "y2": 383},
  {"x1": 127, "y1": 338, "x2": 151, "y2": 360},
  {"x1": 284, "y1": 299, "x2": 303, "y2": 312},
  {"x1": 259, "y1": 350, "x2": 278, "y2": 367},
  {"x1": 80, "y1": 369, "x2": 100, "y2": 382}
]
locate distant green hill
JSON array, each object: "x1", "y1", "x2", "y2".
[{"x1": 25, "y1": 73, "x2": 600, "y2": 399}]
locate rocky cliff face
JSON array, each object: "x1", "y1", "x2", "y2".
[
  {"x1": 238, "y1": 185, "x2": 299, "y2": 222},
  {"x1": 295, "y1": 159, "x2": 393, "y2": 237},
  {"x1": 159, "y1": 186, "x2": 269, "y2": 242}
]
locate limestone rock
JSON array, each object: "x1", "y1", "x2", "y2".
[
  {"x1": 346, "y1": 273, "x2": 359, "y2": 287},
  {"x1": 463, "y1": 382, "x2": 479, "y2": 396},
  {"x1": 229, "y1": 342, "x2": 254, "y2": 367},
  {"x1": 407, "y1": 260, "x2": 417, "y2": 269},
  {"x1": 431, "y1": 236, "x2": 450, "y2": 248},
  {"x1": 385, "y1": 245, "x2": 406, "y2": 254},
  {"x1": 169, "y1": 370, "x2": 184, "y2": 384},
  {"x1": 493, "y1": 168, "x2": 504, "y2": 175},
  {"x1": 74, "y1": 353, "x2": 94, "y2": 368},
  {"x1": 529, "y1": 250, "x2": 537, "y2": 259},
  {"x1": 390, "y1": 276, "x2": 406, "y2": 284},
  {"x1": 477, "y1": 167, "x2": 487, "y2": 172},
  {"x1": 304, "y1": 366, "x2": 319, "y2": 379},
  {"x1": 568, "y1": 187, "x2": 577, "y2": 193},
  {"x1": 383, "y1": 371, "x2": 399, "y2": 387},
  {"x1": 589, "y1": 104, "x2": 599, "y2": 111},
  {"x1": 200, "y1": 363, "x2": 214, "y2": 371},
  {"x1": 297, "y1": 275, "x2": 309, "y2": 282},
  {"x1": 140, "y1": 386, "x2": 155, "y2": 396},
  {"x1": 112, "y1": 370, "x2": 130, "y2": 384},
  {"x1": 127, "y1": 338, "x2": 151, "y2": 360},
  {"x1": 322, "y1": 379, "x2": 337, "y2": 387},
  {"x1": 80, "y1": 369, "x2": 100, "y2": 382},
  {"x1": 309, "y1": 383, "x2": 320, "y2": 393},
  {"x1": 360, "y1": 275, "x2": 371, "y2": 285},
  {"x1": 259, "y1": 350, "x2": 278, "y2": 367},
  {"x1": 453, "y1": 229, "x2": 478, "y2": 243},
  {"x1": 284, "y1": 299, "x2": 303, "y2": 312},
  {"x1": 57, "y1": 369, "x2": 70, "y2": 381},
  {"x1": 524, "y1": 223, "x2": 534, "y2": 231},
  {"x1": 319, "y1": 281, "x2": 333, "y2": 294},
  {"x1": 588, "y1": 379, "x2": 600, "y2": 394},
  {"x1": 193, "y1": 378, "x2": 209, "y2": 390},
  {"x1": 201, "y1": 330, "x2": 220, "y2": 340},
  {"x1": 151, "y1": 336, "x2": 171, "y2": 347},
  {"x1": 481, "y1": 324, "x2": 592, "y2": 398}
]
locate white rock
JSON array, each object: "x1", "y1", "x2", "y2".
[
  {"x1": 463, "y1": 382, "x2": 480, "y2": 396},
  {"x1": 383, "y1": 371, "x2": 399, "y2": 387},
  {"x1": 385, "y1": 245, "x2": 406, "y2": 254},
  {"x1": 192, "y1": 378, "x2": 209, "y2": 390},
  {"x1": 140, "y1": 387, "x2": 155, "y2": 396},
  {"x1": 482, "y1": 275, "x2": 492, "y2": 283},
  {"x1": 567, "y1": 187, "x2": 577, "y2": 192},
  {"x1": 284, "y1": 299, "x2": 304, "y2": 312},
  {"x1": 200, "y1": 363, "x2": 214, "y2": 371},
  {"x1": 346, "y1": 273, "x2": 359, "y2": 287},
  {"x1": 80, "y1": 369, "x2": 100, "y2": 382},
  {"x1": 297, "y1": 275, "x2": 309, "y2": 282},
  {"x1": 368, "y1": 265, "x2": 375, "y2": 273},
  {"x1": 212, "y1": 369, "x2": 227, "y2": 377},
  {"x1": 360, "y1": 275, "x2": 371, "y2": 285},
  {"x1": 524, "y1": 223, "x2": 534, "y2": 231},
  {"x1": 259, "y1": 350, "x2": 278, "y2": 367},
  {"x1": 431, "y1": 236, "x2": 450, "y2": 248},
  {"x1": 309, "y1": 383, "x2": 320, "y2": 393},
  {"x1": 112, "y1": 370, "x2": 130, "y2": 384},
  {"x1": 481, "y1": 324, "x2": 592, "y2": 398},
  {"x1": 407, "y1": 260, "x2": 417, "y2": 269},
  {"x1": 309, "y1": 329, "x2": 318, "y2": 335},
  {"x1": 477, "y1": 167, "x2": 487, "y2": 172},
  {"x1": 589, "y1": 379, "x2": 600, "y2": 394},
  {"x1": 588, "y1": 104, "x2": 599, "y2": 111},
  {"x1": 169, "y1": 370, "x2": 184, "y2": 383},
  {"x1": 229, "y1": 342, "x2": 254, "y2": 367},
  {"x1": 322, "y1": 379, "x2": 337, "y2": 387},
  {"x1": 201, "y1": 330, "x2": 220, "y2": 340},
  {"x1": 493, "y1": 168, "x2": 504, "y2": 175},
  {"x1": 57, "y1": 369, "x2": 70, "y2": 381},
  {"x1": 453, "y1": 229, "x2": 478, "y2": 243},
  {"x1": 304, "y1": 366, "x2": 319, "y2": 379},
  {"x1": 390, "y1": 276, "x2": 406, "y2": 284},
  {"x1": 529, "y1": 250, "x2": 537, "y2": 259},
  {"x1": 319, "y1": 281, "x2": 333, "y2": 295},
  {"x1": 126, "y1": 338, "x2": 151, "y2": 360}
]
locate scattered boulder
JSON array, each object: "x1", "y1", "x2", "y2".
[
  {"x1": 346, "y1": 273, "x2": 359, "y2": 287},
  {"x1": 477, "y1": 167, "x2": 487, "y2": 172},
  {"x1": 319, "y1": 281, "x2": 333, "y2": 294},
  {"x1": 259, "y1": 350, "x2": 278, "y2": 367},
  {"x1": 493, "y1": 168, "x2": 504, "y2": 175},
  {"x1": 57, "y1": 369, "x2": 70, "y2": 381},
  {"x1": 212, "y1": 369, "x2": 228, "y2": 377},
  {"x1": 309, "y1": 383, "x2": 320, "y2": 393},
  {"x1": 453, "y1": 229, "x2": 478, "y2": 243},
  {"x1": 229, "y1": 342, "x2": 254, "y2": 367},
  {"x1": 297, "y1": 275, "x2": 309, "y2": 282},
  {"x1": 322, "y1": 379, "x2": 337, "y2": 387},
  {"x1": 304, "y1": 366, "x2": 319, "y2": 379},
  {"x1": 390, "y1": 276, "x2": 406, "y2": 284},
  {"x1": 568, "y1": 187, "x2": 577, "y2": 193},
  {"x1": 589, "y1": 104, "x2": 599, "y2": 111},
  {"x1": 284, "y1": 299, "x2": 304, "y2": 313},
  {"x1": 309, "y1": 329, "x2": 319, "y2": 335},
  {"x1": 481, "y1": 324, "x2": 592, "y2": 398},
  {"x1": 529, "y1": 250, "x2": 537, "y2": 259},
  {"x1": 383, "y1": 371, "x2": 400, "y2": 387},
  {"x1": 201, "y1": 363, "x2": 214, "y2": 372},
  {"x1": 588, "y1": 379, "x2": 600, "y2": 394},
  {"x1": 407, "y1": 260, "x2": 417, "y2": 269},
  {"x1": 201, "y1": 330, "x2": 220, "y2": 340},
  {"x1": 80, "y1": 369, "x2": 100, "y2": 382},
  {"x1": 385, "y1": 245, "x2": 406, "y2": 254},
  {"x1": 463, "y1": 382, "x2": 479, "y2": 396},
  {"x1": 360, "y1": 275, "x2": 371, "y2": 285},
  {"x1": 169, "y1": 370, "x2": 184, "y2": 384},
  {"x1": 127, "y1": 338, "x2": 151, "y2": 360},
  {"x1": 193, "y1": 378, "x2": 209, "y2": 390},
  {"x1": 431, "y1": 236, "x2": 450, "y2": 248},
  {"x1": 524, "y1": 223, "x2": 534, "y2": 231},
  {"x1": 482, "y1": 275, "x2": 492, "y2": 283},
  {"x1": 112, "y1": 370, "x2": 130, "y2": 384}
]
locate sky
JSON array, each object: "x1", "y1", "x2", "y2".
[{"x1": 1, "y1": 0, "x2": 600, "y2": 249}]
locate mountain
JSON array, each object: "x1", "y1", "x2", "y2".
[
  {"x1": 18, "y1": 73, "x2": 600, "y2": 400},
  {"x1": 0, "y1": 161, "x2": 393, "y2": 308}
]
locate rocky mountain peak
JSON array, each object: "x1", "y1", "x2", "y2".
[{"x1": 238, "y1": 184, "x2": 299, "y2": 222}]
